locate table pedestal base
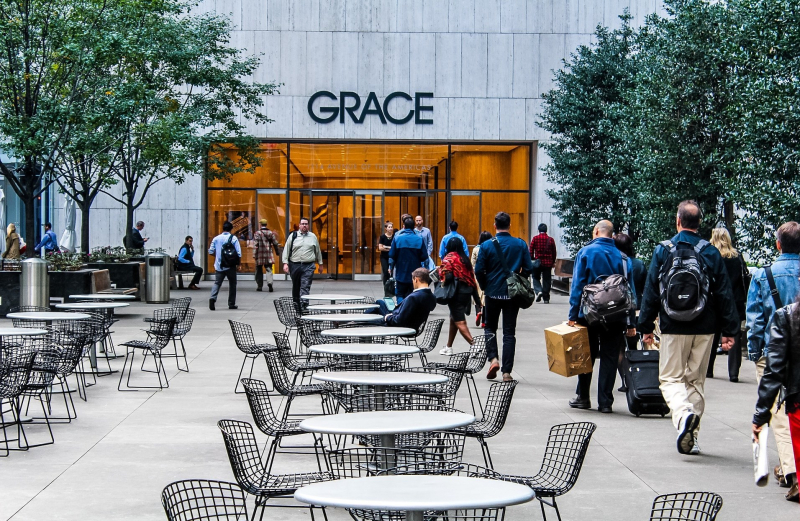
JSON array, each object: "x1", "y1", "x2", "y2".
[{"x1": 407, "y1": 511, "x2": 423, "y2": 521}]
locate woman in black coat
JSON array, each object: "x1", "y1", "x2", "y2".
[{"x1": 613, "y1": 233, "x2": 647, "y2": 392}]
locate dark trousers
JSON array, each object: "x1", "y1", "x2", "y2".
[
  {"x1": 395, "y1": 281, "x2": 414, "y2": 300},
  {"x1": 210, "y1": 268, "x2": 237, "y2": 306},
  {"x1": 187, "y1": 265, "x2": 203, "y2": 285},
  {"x1": 380, "y1": 257, "x2": 393, "y2": 297},
  {"x1": 708, "y1": 329, "x2": 742, "y2": 379},
  {"x1": 576, "y1": 320, "x2": 625, "y2": 408},
  {"x1": 531, "y1": 266, "x2": 552, "y2": 301},
  {"x1": 255, "y1": 263, "x2": 273, "y2": 289},
  {"x1": 484, "y1": 298, "x2": 520, "y2": 374},
  {"x1": 289, "y1": 262, "x2": 315, "y2": 306}
]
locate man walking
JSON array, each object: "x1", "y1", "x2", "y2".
[
  {"x1": 128, "y1": 221, "x2": 148, "y2": 249},
  {"x1": 414, "y1": 215, "x2": 435, "y2": 270},
  {"x1": 567, "y1": 220, "x2": 636, "y2": 413},
  {"x1": 638, "y1": 201, "x2": 739, "y2": 455},
  {"x1": 208, "y1": 221, "x2": 241, "y2": 310},
  {"x1": 474, "y1": 212, "x2": 533, "y2": 382},
  {"x1": 253, "y1": 218, "x2": 281, "y2": 292},
  {"x1": 34, "y1": 222, "x2": 59, "y2": 255},
  {"x1": 438, "y1": 221, "x2": 469, "y2": 260},
  {"x1": 530, "y1": 223, "x2": 557, "y2": 303},
  {"x1": 388, "y1": 216, "x2": 428, "y2": 300},
  {"x1": 282, "y1": 217, "x2": 322, "y2": 309},
  {"x1": 746, "y1": 221, "x2": 800, "y2": 499}
]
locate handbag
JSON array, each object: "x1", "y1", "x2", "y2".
[
  {"x1": 531, "y1": 258, "x2": 542, "y2": 269},
  {"x1": 491, "y1": 238, "x2": 536, "y2": 309},
  {"x1": 434, "y1": 279, "x2": 458, "y2": 305}
]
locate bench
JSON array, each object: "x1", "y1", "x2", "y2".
[
  {"x1": 92, "y1": 269, "x2": 138, "y2": 295},
  {"x1": 551, "y1": 258, "x2": 574, "y2": 295}
]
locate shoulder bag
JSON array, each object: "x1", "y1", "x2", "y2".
[{"x1": 491, "y1": 238, "x2": 535, "y2": 309}]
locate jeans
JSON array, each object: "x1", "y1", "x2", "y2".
[
  {"x1": 255, "y1": 264, "x2": 274, "y2": 289},
  {"x1": 575, "y1": 320, "x2": 625, "y2": 409},
  {"x1": 531, "y1": 266, "x2": 552, "y2": 301},
  {"x1": 395, "y1": 281, "x2": 414, "y2": 300},
  {"x1": 380, "y1": 257, "x2": 393, "y2": 297},
  {"x1": 708, "y1": 329, "x2": 742, "y2": 379},
  {"x1": 210, "y1": 268, "x2": 237, "y2": 306},
  {"x1": 484, "y1": 298, "x2": 520, "y2": 374},
  {"x1": 289, "y1": 262, "x2": 316, "y2": 306}
]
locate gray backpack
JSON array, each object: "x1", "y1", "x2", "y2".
[{"x1": 580, "y1": 254, "x2": 635, "y2": 326}]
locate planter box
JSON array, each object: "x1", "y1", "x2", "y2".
[
  {"x1": 49, "y1": 269, "x2": 97, "y2": 301},
  {"x1": 87, "y1": 262, "x2": 145, "y2": 299},
  {"x1": 0, "y1": 270, "x2": 21, "y2": 315}
]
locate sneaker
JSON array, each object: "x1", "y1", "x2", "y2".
[
  {"x1": 677, "y1": 413, "x2": 699, "y2": 455},
  {"x1": 475, "y1": 311, "x2": 482, "y2": 327},
  {"x1": 689, "y1": 434, "x2": 701, "y2": 455},
  {"x1": 536, "y1": 293, "x2": 543, "y2": 303},
  {"x1": 486, "y1": 360, "x2": 500, "y2": 380},
  {"x1": 439, "y1": 346, "x2": 453, "y2": 356},
  {"x1": 568, "y1": 396, "x2": 591, "y2": 409}
]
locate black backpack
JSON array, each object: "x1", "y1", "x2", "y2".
[
  {"x1": 580, "y1": 254, "x2": 635, "y2": 326},
  {"x1": 658, "y1": 240, "x2": 710, "y2": 321},
  {"x1": 220, "y1": 235, "x2": 240, "y2": 268}
]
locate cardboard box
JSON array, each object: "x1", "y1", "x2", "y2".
[{"x1": 544, "y1": 323, "x2": 593, "y2": 377}]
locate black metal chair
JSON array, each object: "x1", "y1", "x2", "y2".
[
  {"x1": 405, "y1": 352, "x2": 470, "y2": 408},
  {"x1": 19, "y1": 345, "x2": 60, "y2": 448},
  {"x1": 161, "y1": 479, "x2": 249, "y2": 521},
  {"x1": 46, "y1": 324, "x2": 95, "y2": 421},
  {"x1": 648, "y1": 492, "x2": 723, "y2": 521},
  {"x1": 497, "y1": 422, "x2": 597, "y2": 521},
  {"x1": 425, "y1": 334, "x2": 489, "y2": 415},
  {"x1": 229, "y1": 321, "x2": 276, "y2": 394},
  {"x1": 118, "y1": 313, "x2": 177, "y2": 391},
  {"x1": 9, "y1": 305, "x2": 51, "y2": 329},
  {"x1": 217, "y1": 419, "x2": 333, "y2": 521},
  {"x1": 274, "y1": 297, "x2": 301, "y2": 349},
  {"x1": 263, "y1": 350, "x2": 329, "y2": 421},
  {"x1": 298, "y1": 320, "x2": 345, "y2": 350},
  {"x1": 414, "y1": 319, "x2": 444, "y2": 365},
  {"x1": 459, "y1": 380, "x2": 518, "y2": 469},
  {"x1": 273, "y1": 332, "x2": 330, "y2": 385},
  {"x1": 0, "y1": 345, "x2": 36, "y2": 457},
  {"x1": 159, "y1": 307, "x2": 194, "y2": 372}
]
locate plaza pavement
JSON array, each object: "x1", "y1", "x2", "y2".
[{"x1": 0, "y1": 280, "x2": 795, "y2": 520}]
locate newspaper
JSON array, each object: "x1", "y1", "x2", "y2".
[{"x1": 753, "y1": 426, "x2": 770, "y2": 487}]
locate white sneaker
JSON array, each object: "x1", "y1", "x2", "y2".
[
  {"x1": 439, "y1": 346, "x2": 453, "y2": 355},
  {"x1": 676, "y1": 413, "x2": 699, "y2": 455},
  {"x1": 689, "y1": 434, "x2": 701, "y2": 455}
]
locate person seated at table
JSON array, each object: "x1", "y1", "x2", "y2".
[{"x1": 376, "y1": 268, "x2": 436, "y2": 330}]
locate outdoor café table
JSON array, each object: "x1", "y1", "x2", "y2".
[
  {"x1": 313, "y1": 370, "x2": 447, "y2": 410},
  {"x1": 321, "y1": 326, "x2": 416, "y2": 342},
  {"x1": 295, "y1": 474, "x2": 535, "y2": 521},
  {"x1": 56, "y1": 302, "x2": 130, "y2": 311},
  {"x1": 300, "y1": 294, "x2": 365, "y2": 304},
  {"x1": 0, "y1": 328, "x2": 48, "y2": 348},
  {"x1": 299, "y1": 410, "x2": 474, "y2": 469},
  {"x1": 7, "y1": 311, "x2": 97, "y2": 368},
  {"x1": 69, "y1": 294, "x2": 136, "y2": 301},
  {"x1": 302, "y1": 314, "x2": 385, "y2": 325},
  {"x1": 309, "y1": 344, "x2": 419, "y2": 357},
  {"x1": 306, "y1": 303, "x2": 379, "y2": 313}
]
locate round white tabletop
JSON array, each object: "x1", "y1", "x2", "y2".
[
  {"x1": 55, "y1": 302, "x2": 130, "y2": 310},
  {"x1": 306, "y1": 303, "x2": 379, "y2": 312},
  {"x1": 295, "y1": 475, "x2": 535, "y2": 512},
  {"x1": 309, "y1": 344, "x2": 419, "y2": 356},
  {"x1": 0, "y1": 328, "x2": 48, "y2": 336},
  {"x1": 302, "y1": 314, "x2": 384, "y2": 323},
  {"x1": 299, "y1": 410, "x2": 474, "y2": 436},
  {"x1": 69, "y1": 294, "x2": 136, "y2": 301},
  {"x1": 7, "y1": 312, "x2": 91, "y2": 321},
  {"x1": 321, "y1": 326, "x2": 416, "y2": 338},
  {"x1": 300, "y1": 294, "x2": 366, "y2": 302},
  {"x1": 312, "y1": 371, "x2": 447, "y2": 387}
]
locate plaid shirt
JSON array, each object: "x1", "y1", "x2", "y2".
[
  {"x1": 529, "y1": 233, "x2": 557, "y2": 268},
  {"x1": 253, "y1": 228, "x2": 280, "y2": 265}
]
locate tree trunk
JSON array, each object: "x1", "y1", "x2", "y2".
[
  {"x1": 81, "y1": 204, "x2": 91, "y2": 255},
  {"x1": 24, "y1": 190, "x2": 36, "y2": 258},
  {"x1": 723, "y1": 199, "x2": 735, "y2": 239},
  {"x1": 124, "y1": 196, "x2": 135, "y2": 251}
]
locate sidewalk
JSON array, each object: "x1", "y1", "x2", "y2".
[{"x1": 0, "y1": 280, "x2": 794, "y2": 520}]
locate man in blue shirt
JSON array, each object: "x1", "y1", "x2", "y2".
[
  {"x1": 176, "y1": 235, "x2": 203, "y2": 290},
  {"x1": 438, "y1": 221, "x2": 469, "y2": 261},
  {"x1": 389, "y1": 217, "x2": 428, "y2": 299},
  {"x1": 34, "y1": 222, "x2": 59, "y2": 255},
  {"x1": 414, "y1": 215, "x2": 436, "y2": 270},
  {"x1": 567, "y1": 220, "x2": 636, "y2": 414},
  {"x1": 208, "y1": 221, "x2": 241, "y2": 310},
  {"x1": 746, "y1": 221, "x2": 800, "y2": 494}
]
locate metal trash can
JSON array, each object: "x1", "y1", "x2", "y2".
[
  {"x1": 20, "y1": 257, "x2": 49, "y2": 308},
  {"x1": 146, "y1": 252, "x2": 170, "y2": 304}
]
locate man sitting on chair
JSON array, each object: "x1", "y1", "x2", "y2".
[{"x1": 376, "y1": 268, "x2": 436, "y2": 330}]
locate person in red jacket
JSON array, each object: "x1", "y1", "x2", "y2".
[{"x1": 529, "y1": 223, "x2": 557, "y2": 303}]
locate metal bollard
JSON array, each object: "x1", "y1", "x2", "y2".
[{"x1": 20, "y1": 257, "x2": 49, "y2": 308}]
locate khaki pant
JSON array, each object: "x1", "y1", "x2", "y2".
[
  {"x1": 659, "y1": 334, "x2": 715, "y2": 430},
  {"x1": 756, "y1": 357, "x2": 796, "y2": 476}
]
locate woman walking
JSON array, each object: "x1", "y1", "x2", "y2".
[
  {"x1": 378, "y1": 221, "x2": 394, "y2": 297},
  {"x1": 471, "y1": 231, "x2": 492, "y2": 327},
  {"x1": 613, "y1": 233, "x2": 647, "y2": 391},
  {"x1": 707, "y1": 228, "x2": 747, "y2": 381},
  {"x1": 439, "y1": 236, "x2": 479, "y2": 355},
  {"x1": 2, "y1": 223, "x2": 20, "y2": 260}
]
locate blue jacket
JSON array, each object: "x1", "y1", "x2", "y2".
[
  {"x1": 569, "y1": 237, "x2": 636, "y2": 323},
  {"x1": 388, "y1": 228, "x2": 428, "y2": 283},
  {"x1": 439, "y1": 231, "x2": 469, "y2": 259},
  {"x1": 385, "y1": 288, "x2": 437, "y2": 330},
  {"x1": 474, "y1": 232, "x2": 534, "y2": 298},
  {"x1": 746, "y1": 253, "x2": 800, "y2": 361},
  {"x1": 35, "y1": 230, "x2": 59, "y2": 253}
]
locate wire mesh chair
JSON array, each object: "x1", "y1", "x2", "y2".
[
  {"x1": 298, "y1": 319, "x2": 348, "y2": 350},
  {"x1": 45, "y1": 323, "x2": 95, "y2": 421},
  {"x1": 274, "y1": 297, "x2": 301, "y2": 349},
  {"x1": 648, "y1": 492, "x2": 723, "y2": 521},
  {"x1": 9, "y1": 305, "x2": 51, "y2": 329},
  {"x1": 229, "y1": 321, "x2": 277, "y2": 394},
  {"x1": 425, "y1": 334, "x2": 489, "y2": 415},
  {"x1": 273, "y1": 332, "x2": 330, "y2": 385},
  {"x1": 18, "y1": 344, "x2": 60, "y2": 448},
  {"x1": 118, "y1": 313, "x2": 177, "y2": 391},
  {"x1": 405, "y1": 353, "x2": 470, "y2": 407},
  {"x1": 458, "y1": 380, "x2": 518, "y2": 469},
  {"x1": 0, "y1": 345, "x2": 36, "y2": 457},
  {"x1": 415, "y1": 319, "x2": 444, "y2": 365},
  {"x1": 162, "y1": 479, "x2": 249, "y2": 521},
  {"x1": 264, "y1": 351, "x2": 329, "y2": 421},
  {"x1": 158, "y1": 307, "x2": 195, "y2": 372},
  {"x1": 217, "y1": 419, "x2": 333, "y2": 521},
  {"x1": 497, "y1": 422, "x2": 597, "y2": 521}
]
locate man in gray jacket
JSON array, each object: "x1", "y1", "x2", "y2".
[{"x1": 282, "y1": 217, "x2": 323, "y2": 309}]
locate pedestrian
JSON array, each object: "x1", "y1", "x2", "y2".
[
  {"x1": 612, "y1": 232, "x2": 647, "y2": 392},
  {"x1": 567, "y1": 220, "x2": 636, "y2": 413},
  {"x1": 208, "y1": 221, "x2": 241, "y2": 310},
  {"x1": 638, "y1": 200, "x2": 739, "y2": 455},
  {"x1": 282, "y1": 217, "x2": 323, "y2": 310},
  {"x1": 746, "y1": 221, "x2": 800, "y2": 499},
  {"x1": 378, "y1": 221, "x2": 395, "y2": 297},
  {"x1": 706, "y1": 228, "x2": 747, "y2": 381},
  {"x1": 752, "y1": 295, "x2": 800, "y2": 503},
  {"x1": 438, "y1": 236, "x2": 479, "y2": 356},
  {"x1": 127, "y1": 221, "x2": 148, "y2": 249},
  {"x1": 438, "y1": 221, "x2": 469, "y2": 260},
  {"x1": 414, "y1": 215, "x2": 434, "y2": 260},
  {"x1": 176, "y1": 236, "x2": 203, "y2": 290},
  {"x1": 471, "y1": 231, "x2": 493, "y2": 327},
  {"x1": 2, "y1": 223, "x2": 20, "y2": 260},
  {"x1": 474, "y1": 212, "x2": 533, "y2": 382},
  {"x1": 529, "y1": 223, "x2": 558, "y2": 304},
  {"x1": 34, "y1": 222, "x2": 59, "y2": 255},
  {"x1": 375, "y1": 268, "x2": 437, "y2": 331},
  {"x1": 253, "y1": 218, "x2": 281, "y2": 292},
  {"x1": 388, "y1": 216, "x2": 428, "y2": 300}
]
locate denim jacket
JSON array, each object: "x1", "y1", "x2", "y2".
[{"x1": 746, "y1": 253, "x2": 800, "y2": 361}]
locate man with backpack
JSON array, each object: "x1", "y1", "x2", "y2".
[
  {"x1": 638, "y1": 200, "x2": 739, "y2": 455},
  {"x1": 568, "y1": 220, "x2": 637, "y2": 414},
  {"x1": 282, "y1": 217, "x2": 323, "y2": 310},
  {"x1": 208, "y1": 220, "x2": 242, "y2": 310}
]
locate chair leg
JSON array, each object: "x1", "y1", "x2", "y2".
[
  {"x1": 234, "y1": 354, "x2": 257, "y2": 394},
  {"x1": 539, "y1": 499, "x2": 548, "y2": 521},
  {"x1": 466, "y1": 374, "x2": 484, "y2": 416}
]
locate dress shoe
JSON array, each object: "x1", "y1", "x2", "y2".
[
  {"x1": 569, "y1": 396, "x2": 591, "y2": 409},
  {"x1": 229, "y1": 305, "x2": 238, "y2": 310},
  {"x1": 598, "y1": 406, "x2": 612, "y2": 414},
  {"x1": 256, "y1": 287, "x2": 263, "y2": 292},
  {"x1": 486, "y1": 360, "x2": 500, "y2": 380},
  {"x1": 706, "y1": 372, "x2": 714, "y2": 378},
  {"x1": 786, "y1": 475, "x2": 798, "y2": 502},
  {"x1": 618, "y1": 385, "x2": 628, "y2": 393},
  {"x1": 188, "y1": 284, "x2": 200, "y2": 290},
  {"x1": 729, "y1": 376, "x2": 738, "y2": 382},
  {"x1": 268, "y1": 284, "x2": 273, "y2": 292},
  {"x1": 209, "y1": 299, "x2": 215, "y2": 311}
]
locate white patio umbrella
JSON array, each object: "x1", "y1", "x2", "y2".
[
  {"x1": 0, "y1": 188, "x2": 5, "y2": 255},
  {"x1": 60, "y1": 197, "x2": 77, "y2": 252}
]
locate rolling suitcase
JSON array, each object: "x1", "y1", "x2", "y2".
[{"x1": 624, "y1": 347, "x2": 670, "y2": 417}]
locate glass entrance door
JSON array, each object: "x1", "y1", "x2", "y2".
[
  {"x1": 310, "y1": 192, "x2": 354, "y2": 279},
  {"x1": 451, "y1": 191, "x2": 481, "y2": 251},
  {"x1": 354, "y1": 192, "x2": 383, "y2": 277}
]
